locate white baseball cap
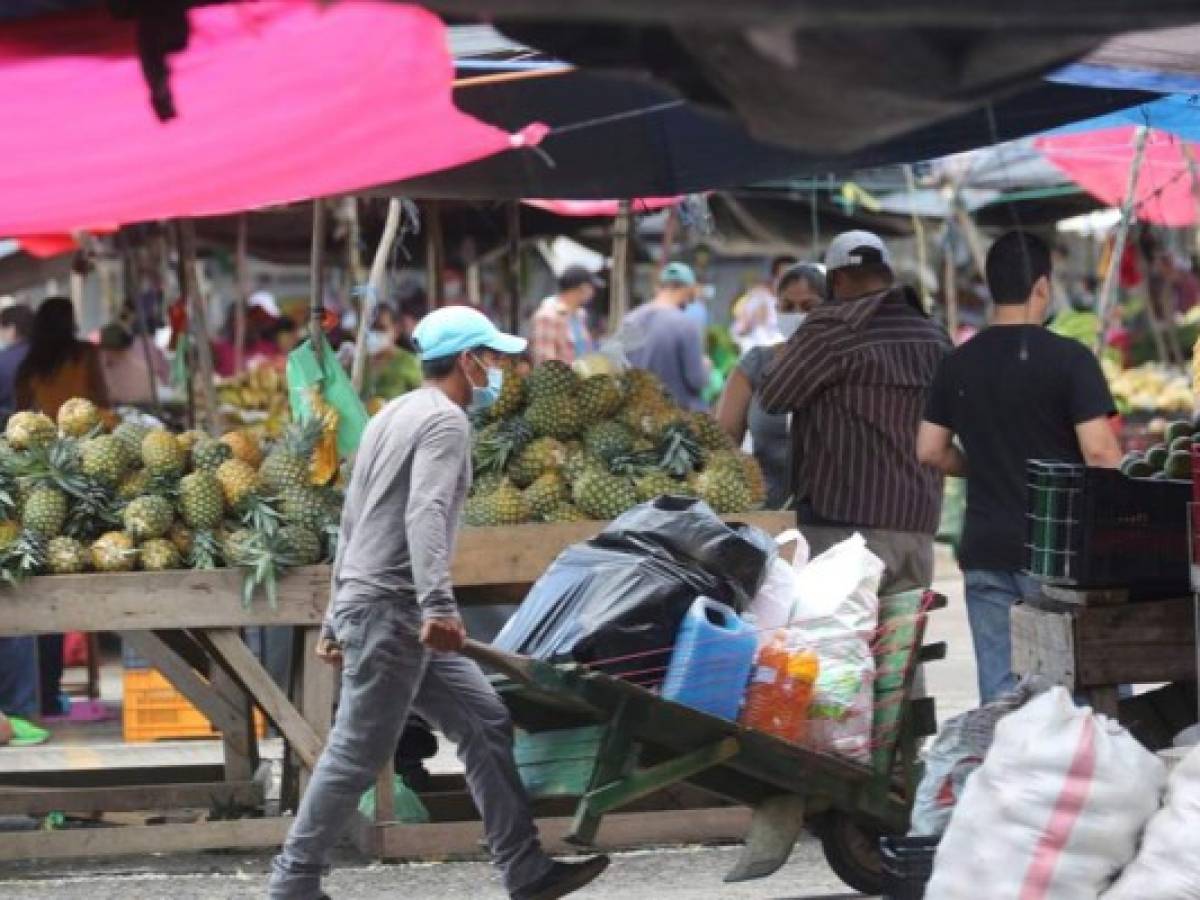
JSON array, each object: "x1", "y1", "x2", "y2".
[
  {"x1": 824, "y1": 230, "x2": 892, "y2": 272},
  {"x1": 248, "y1": 290, "x2": 282, "y2": 318}
]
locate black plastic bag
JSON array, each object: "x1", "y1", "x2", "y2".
[{"x1": 493, "y1": 497, "x2": 774, "y2": 685}]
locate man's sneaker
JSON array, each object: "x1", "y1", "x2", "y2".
[{"x1": 510, "y1": 856, "x2": 610, "y2": 900}]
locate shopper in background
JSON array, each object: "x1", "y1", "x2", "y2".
[
  {"x1": 98, "y1": 320, "x2": 170, "y2": 406},
  {"x1": 731, "y1": 254, "x2": 798, "y2": 354},
  {"x1": 529, "y1": 266, "x2": 601, "y2": 365},
  {"x1": 716, "y1": 262, "x2": 826, "y2": 508},
  {"x1": 622, "y1": 262, "x2": 710, "y2": 410},
  {"x1": 919, "y1": 231, "x2": 1121, "y2": 703},
  {"x1": 761, "y1": 231, "x2": 950, "y2": 592},
  {"x1": 0, "y1": 303, "x2": 33, "y2": 422}
]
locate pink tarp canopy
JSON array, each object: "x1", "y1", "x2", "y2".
[
  {"x1": 524, "y1": 197, "x2": 682, "y2": 217},
  {"x1": 0, "y1": 1, "x2": 542, "y2": 236},
  {"x1": 1036, "y1": 126, "x2": 1200, "y2": 226}
]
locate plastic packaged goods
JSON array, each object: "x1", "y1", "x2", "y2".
[
  {"x1": 739, "y1": 628, "x2": 819, "y2": 744},
  {"x1": 1103, "y1": 743, "x2": 1200, "y2": 899},
  {"x1": 926, "y1": 687, "x2": 1166, "y2": 900},
  {"x1": 746, "y1": 557, "x2": 797, "y2": 645},
  {"x1": 661, "y1": 597, "x2": 758, "y2": 722}
]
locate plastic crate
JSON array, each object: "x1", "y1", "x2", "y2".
[
  {"x1": 1024, "y1": 461, "x2": 1191, "y2": 591},
  {"x1": 120, "y1": 639, "x2": 149, "y2": 670},
  {"x1": 122, "y1": 669, "x2": 266, "y2": 743},
  {"x1": 880, "y1": 835, "x2": 938, "y2": 899}
]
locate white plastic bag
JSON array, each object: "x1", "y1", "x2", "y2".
[
  {"x1": 789, "y1": 534, "x2": 883, "y2": 763},
  {"x1": 745, "y1": 530, "x2": 806, "y2": 645},
  {"x1": 927, "y1": 687, "x2": 1166, "y2": 900},
  {"x1": 1103, "y1": 743, "x2": 1200, "y2": 899}
]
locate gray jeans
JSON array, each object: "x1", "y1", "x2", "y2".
[{"x1": 269, "y1": 602, "x2": 553, "y2": 899}]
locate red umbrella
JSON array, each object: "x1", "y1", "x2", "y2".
[
  {"x1": 1036, "y1": 126, "x2": 1200, "y2": 226},
  {"x1": 0, "y1": 1, "x2": 542, "y2": 235}
]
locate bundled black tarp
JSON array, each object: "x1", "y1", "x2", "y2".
[{"x1": 493, "y1": 496, "x2": 773, "y2": 686}]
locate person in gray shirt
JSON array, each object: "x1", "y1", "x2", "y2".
[
  {"x1": 270, "y1": 307, "x2": 609, "y2": 900},
  {"x1": 622, "y1": 262, "x2": 710, "y2": 410}
]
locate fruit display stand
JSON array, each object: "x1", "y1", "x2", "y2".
[{"x1": 0, "y1": 511, "x2": 794, "y2": 863}]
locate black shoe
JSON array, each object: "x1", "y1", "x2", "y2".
[{"x1": 510, "y1": 856, "x2": 610, "y2": 900}]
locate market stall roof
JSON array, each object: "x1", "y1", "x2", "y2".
[{"x1": 0, "y1": 2, "x2": 540, "y2": 235}]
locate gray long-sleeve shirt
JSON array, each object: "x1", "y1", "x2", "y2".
[
  {"x1": 622, "y1": 303, "x2": 708, "y2": 410},
  {"x1": 328, "y1": 386, "x2": 471, "y2": 627}
]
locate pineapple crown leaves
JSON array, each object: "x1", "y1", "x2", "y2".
[
  {"x1": 656, "y1": 421, "x2": 705, "y2": 478},
  {"x1": 232, "y1": 528, "x2": 304, "y2": 610},
  {"x1": 237, "y1": 493, "x2": 282, "y2": 537},
  {"x1": 186, "y1": 529, "x2": 224, "y2": 570},
  {"x1": 473, "y1": 417, "x2": 535, "y2": 475},
  {"x1": 275, "y1": 415, "x2": 325, "y2": 458},
  {"x1": 0, "y1": 531, "x2": 46, "y2": 585},
  {"x1": 12, "y1": 437, "x2": 89, "y2": 499},
  {"x1": 63, "y1": 482, "x2": 123, "y2": 541},
  {"x1": 607, "y1": 450, "x2": 661, "y2": 478}
]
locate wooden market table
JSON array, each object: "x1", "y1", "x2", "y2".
[
  {"x1": 0, "y1": 511, "x2": 794, "y2": 863},
  {"x1": 1011, "y1": 583, "x2": 1198, "y2": 718}
]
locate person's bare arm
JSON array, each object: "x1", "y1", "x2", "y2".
[
  {"x1": 715, "y1": 366, "x2": 753, "y2": 445},
  {"x1": 917, "y1": 421, "x2": 967, "y2": 477},
  {"x1": 1076, "y1": 416, "x2": 1122, "y2": 468}
]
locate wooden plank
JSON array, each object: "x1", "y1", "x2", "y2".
[
  {"x1": 119, "y1": 631, "x2": 243, "y2": 736},
  {"x1": 0, "y1": 567, "x2": 329, "y2": 636},
  {"x1": 0, "y1": 816, "x2": 292, "y2": 862},
  {"x1": 370, "y1": 808, "x2": 752, "y2": 862},
  {"x1": 201, "y1": 628, "x2": 323, "y2": 771},
  {"x1": 0, "y1": 781, "x2": 262, "y2": 817},
  {"x1": 208, "y1": 653, "x2": 259, "y2": 783},
  {"x1": 298, "y1": 626, "x2": 335, "y2": 795},
  {"x1": 1010, "y1": 602, "x2": 1076, "y2": 688},
  {"x1": 1038, "y1": 583, "x2": 1129, "y2": 608}
]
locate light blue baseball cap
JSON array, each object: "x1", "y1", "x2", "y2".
[
  {"x1": 412, "y1": 305, "x2": 527, "y2": 361},
  {"x1": 660, "y1": 261, "x2": 697, "y2": 286}
]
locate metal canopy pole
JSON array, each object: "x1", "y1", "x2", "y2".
[
  {"x1": 309, "y1": 200, "x2": 326, "y2": 366},
  {"x1": 610, "y1": 199, "x2": 633, "y2": 330},
  {"x1": 1095, "y1": 126, "x2": 1150, "y2": 353},
  {"x1": 351, "y1": 198, "x2": 403, "y2": 394},
  {"x1": 176, "y1": 220, "x2": 220, "y2": 435}
]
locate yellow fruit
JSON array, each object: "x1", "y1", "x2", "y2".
[
  {"x1": 216, "y1": 459, "x2": 260, "y2": 507},
  {"x1": 221, "y1": 431, "x2": 263, "y2": 468},
  {"x1": 57, "y1": 398, "x2": 101, "y2": 438},
  {"x1": 91, "y1": 531, "x2": 136, "y2": 572}
]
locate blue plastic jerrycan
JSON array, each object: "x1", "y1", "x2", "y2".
[{"x1": 661, "y1": 596, "x2": 758, "y2": 721}]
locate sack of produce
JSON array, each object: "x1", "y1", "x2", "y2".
[
  {"x1": 927, "y1": 687, "x2": 1165, "y2": 900},
  {"x1": 1103, "y1": 743, "x2": 1200, "y2": 899},
  {"x1": 493, "y1": 496, "x2": 773, "y2": 685},
  {"x1": 789, "y1": 534, "x2": 882, "y2": 763},
  {"x1": 910, "y1": 678, "x2": 1048, "y2": 836}
]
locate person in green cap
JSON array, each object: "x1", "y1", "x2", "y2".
[{"x1": 270, "y1": 306, "x2": 609, "y2": 900}]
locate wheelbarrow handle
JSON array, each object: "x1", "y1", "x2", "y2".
[{"x1": 460, "y1": 638, "x2": 539, "y2": 688}]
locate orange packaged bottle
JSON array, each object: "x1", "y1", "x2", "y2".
[
  {"x1": 778, "y1": 648, "x2": 820, "y2": 744},
  {"x1": 740, "y1": 630, "x2": 789, "y2": 733}
]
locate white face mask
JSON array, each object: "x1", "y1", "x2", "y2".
[
  {"x1": 777, "y1": 312, "x2": 807, "y2": 339},
  {"x1": 365, "y1": 330, "x2": 392, "y2": 353}
]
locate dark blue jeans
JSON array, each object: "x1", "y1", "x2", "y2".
[
  {"x1": 0, "y1": 636, "x2": 39, "y2": 718},
  {"x1": 964, "y1": 570, "x2": 1037, "y2": 704}
]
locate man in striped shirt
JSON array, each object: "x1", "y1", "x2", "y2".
[{"x1": 761, "y1": 231, "x2": 951, "y2": 592}]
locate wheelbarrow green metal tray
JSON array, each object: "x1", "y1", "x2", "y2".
[{"x1": 463, "y1": 590, "x2": 944, "y2": 895}]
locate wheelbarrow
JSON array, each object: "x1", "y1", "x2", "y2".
[{"x1": 463, "y1": 589, "x2": 944, "y2": 895}]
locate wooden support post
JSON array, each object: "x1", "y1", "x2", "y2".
[
  {"x1": 506, "y1": 200, "x2": 521, "y2": 332},
  {"x1": 118, "y1": 229, "x2": 163, "y2": 419},
  {"x1": 234, "y1": 213, "x2": 249, "y2": 376},
  {"x1": 1096, "y1": 126, "x2": 1150, "y2": 353},
  {"x1": 425, "y1": 199, "x2": 444, "y2": 306},
  {"x1": 943, "y1": 240, "x2": 959, "y2": 338},
  {"x1": 209, "y1": 655, "x2": 260, "y2": 784},
  {"x1": 351, "y1": 197, "x2": 403, "y2": 394},
  {"x1": 200, "y1": 628, "x2": 324, "y2": 771},
  {"x1": 175, "y1": 220, "x2": 220, "y2": 435},
  {"x1": 903, "y1": 164, "x2": 932, "y2": 312},
  {"x1": 610, "y1": 199, "x2": 633, "y2": 331},
  {"x1": 309, "y1": 199, "x2": 326, "y2": 360}
]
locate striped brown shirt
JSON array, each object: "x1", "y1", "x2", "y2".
[{"x1": 760, "y1": 286, "x2": 950, "y2": 534}]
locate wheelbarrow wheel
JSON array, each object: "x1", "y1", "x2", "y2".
[{"x1": 816, "y1": 811, "x2": 886, "y2": 896}]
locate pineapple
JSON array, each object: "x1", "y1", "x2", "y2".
[
  {"x1": 470, "y1": 470, "x2": 506, "y2": 498},
  {"x1": 6, "y1": 412, "x2": 56, "y2": 450},
  {"x1": 63, "y1": 481, "x2": 122, "y2": 542},
  {"x1": 23, "y1": 486, "x2": 67, "y2": 538},
  {"x1": 0, "y1": 519, "x2": 20, "y2": 550},
  {"x1": 140, "y1": 538, "x2": 182, "y2": 571},
  {"x1": 473, "y1": 417, "x2": 535, "y2": 476},
  {"x1": 738, "y1": 452, "x2": 767, "y2": 508},
  {"x1": 524, "y1": 394, "x2": 583, "y2": 441},
  {"x1": 222, "y1": 527, "x2": 258, "y2": 566},
  {"x1": 491, "y1": 360, "x2": 527, "y2": 418},
  {"x1": 572, "y1": 470, "x2": 637, "y2": 520},
  {"x1": 621, "y1": 368, "x2": 668, "y2": 408},
  {"x1": 112, "y1": 421, "x2": 151, "y2": 464},
  {"x1": 168, "y1": 521, "x2": 195, "y2": 557},
  {"x1": 57, "y1": 398, "x2": 101, "y2": 438},
  {"x1": 489, "y1": 481, "x2": 532, "y2": 525},
  {"x1": 526, "y1": 360, "x2": 579, "y2": 403},
  {"x1": 216, "y1": 459, "x2": 260, "y2": 508},
  {"x1": 584, "y1": 421, "x2": 636, "y2": 464},
  {"x1": 179, "y1": 470, "x2": 225, "y2": 530},
  {"x1": 278, "y1": 484, "x2": 327, "y2": 531},
  {"x1": 123, "y1": 494, "x2": 174, "y2": 541},
  {"x1": 191, "y1": 437, "x2": 233, "y2": 472},
  {"x1": 463, "y1": 492, "x2": 495, "y2": 527},
  {"x1": 689, "y1": 412, "x2": 733, "y2": 453},
  {"x1": 279, "y1": 524, "x2": 322, "y2": 566},
  {"x1": 46, "y1": 536, "x2": 89, "y2": 574},
  {"x1": 0, "y1": 530, "x2": 46, "y2": 583},
  {"x1": 221, "y1": 430, "x2": 263, "y2": 468},
  {"x1": 634, "y1": 470, "x2": 682, "y2": 503},
  {"x1": 141, "y1": 429, "x2": 186, "y2": 477},
  {"x1": 692, "y1": 460, "x2": 752, "y2": 514},
  {"x1": 91, "y1": 531, "x2": 136, "y2": 572},
  {"x1": 564, "y1": 448, "x2": 605, "y2": 485},
  {"x1": 525, "y1": 471, "x2": 568, "y2": 519},
  {"x1": 543, "y1": 502, "x2": 587, "y2": 523},
  {"x1": 81, "y1": 435, "x2": 131, "y2": 487},
  {"x1": 577, "y1": 374, "x2": 623, "y2": 421},
  {"x1": 260, "y1": 418, "x2": 323, "y2": 493},
  {"x1": 175, "y1": 429, "x2": 206, "y2": 458},
  {"x1": 657, "y1": 420, "x2": 706, "y2": 478},
  {"x1": 508, "y1": 437, "x2": 567, "y2": 488},
  {"x1": 117, "y1": 468, "x2": 152, "y2": 500}
]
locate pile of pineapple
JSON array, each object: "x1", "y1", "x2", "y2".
[
  {"x1": 0, "y1": 399, "x2": 341, "y2": 604},
  {"x1": 465, "y1": 362, "x2": 765, "y2": 526}
]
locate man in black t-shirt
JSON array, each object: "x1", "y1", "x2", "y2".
[{"x1": 918, "y1": 231, "x2": 1121, "y2": 703}]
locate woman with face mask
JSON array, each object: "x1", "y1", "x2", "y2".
[{"x1": 715, "y1": 262, "x2": 825, "y2": 508}]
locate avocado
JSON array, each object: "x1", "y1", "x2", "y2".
[
  {"x1": 1170, "y1": 435, "x2": 1196, "y2": 454},
  {"x1": 1165, "y1": 450, "x2": 1194, "y2": 480},
  {"x1": 1125, "y1": 460, "x2": 1155, "y2": 478},
  {"x1": 1146, "y1": 444, "x2": 1170, "y2": 471},
  {"x1": 1119, "y1": 452, "x2": 1144, "y2": 475},
  {"x1": 1166, "y1": 420, "x2": 1196, "y2": 444}
]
